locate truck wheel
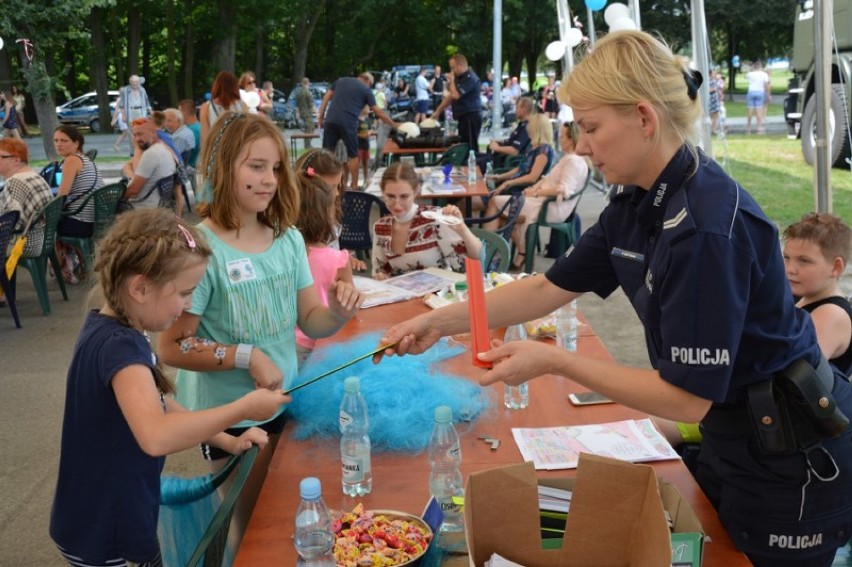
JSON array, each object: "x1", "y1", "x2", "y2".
[{"x1": 801, "y1": 84, "x2": 851, "y2": 168}]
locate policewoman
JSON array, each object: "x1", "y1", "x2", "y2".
[{"x1": 376, "y1": 30, "x2": 852, "y2": 567}]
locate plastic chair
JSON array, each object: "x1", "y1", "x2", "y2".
[
  {"x1": 58, "y1": 180, "x2": 128, "y2": 275},
  {"x1": 470, "y1": 227, "x2": 511, "y2": 273},
  {"x1": 0, "y1": 210, "x2": 22, "y2": 328},
  {"x1": 84, "y1": 148, "x2": 98, "y2": 162},
  {"x1": 14, "y1": 197, "x2": 68, "y2": 315},
  {"x1": 522, "y1": 171, "x2": 591, "y2": 274},
  {"x1": 339, "y1": 191, "x2": 389, "y2": 263},
  {"x1": 463, "y1": 192, "x2": 525, "y2": 245},
  {"x1": 428, "y1": 143, "x2": 469, "y2": 167},
  {"x1": 185, "y1": 446, "x2": 258, "y2": 567}
]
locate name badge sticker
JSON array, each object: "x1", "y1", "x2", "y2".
[
  {"x1": 611, "y1": 247, "x2": 645, "y2": 262},
  {"x1": 226, "y1": 258, "x2": 257, "y2": 283}
]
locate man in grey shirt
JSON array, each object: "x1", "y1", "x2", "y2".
[
  {"x1": 122, "y1": 119, "x2": 177, "y2": 210},
  {"x1": 318, "y1": 72, "x2": 398, "y2": 189}
]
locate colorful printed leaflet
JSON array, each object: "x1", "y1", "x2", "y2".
[{"x1": 511, "y1": 418, "x2": 680, "y2": 470}]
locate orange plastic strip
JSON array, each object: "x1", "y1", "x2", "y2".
[{"x1": 465, "y1": 257, "x2": 493, "y2": 369}]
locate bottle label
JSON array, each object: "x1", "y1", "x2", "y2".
[
  {"x1": 339, "y1": 410, "x2": 353, "y2": 429},
  {"x1": 342, "y1": 455, "x2": 367, "y2": 482},
  {"x1": 447, "y1": 443, "x2": 461, "y2": 460}
]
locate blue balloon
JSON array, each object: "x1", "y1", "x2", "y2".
[{"x1": 585, "y1": 0, "x2": 606, "y2": 10}]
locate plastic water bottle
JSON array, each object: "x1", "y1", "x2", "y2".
[
  {"x1": 467, "y1": 150, "x2": 477, "y2": 184},
  {"x1": 428, "y1": 405, "x2": 464, "y2": 533},
  {"x1": 503, "y1": 324, "x2": 530, "y2": 409},
  {"x1": 485, "y1": 161, "x2": 495, "y2": 190},
  {"x1": 339, "y1": 376, "x2": 372, "y2": 496},
  {"x1": 555, "y1": 300, "x2": 578, "y2": 352},
  {"x1": 294, "y1": 477, "x2": 334, "y2": 566}
]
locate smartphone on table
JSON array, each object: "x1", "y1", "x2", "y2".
[{"x1": 568, "y1": 392, "x2": 614, "y2": 406}]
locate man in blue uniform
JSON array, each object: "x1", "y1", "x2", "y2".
[
  {"x1": 432, "y1": 54, "x2": 482, "y2": 151},
  {"x1": 377, "y1": 31, "x2": 852, "y2": 567}
]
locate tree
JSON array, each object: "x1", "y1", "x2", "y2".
[{"x1": 0, "y1": 0, "x2": 111, "y2": 158}]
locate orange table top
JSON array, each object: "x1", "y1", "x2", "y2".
[{"x1": 234, "y1": 300, "x2": 749, "y2": 566}]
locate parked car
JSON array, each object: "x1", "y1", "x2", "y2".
[
  {"x1": 56, "y1": 90, "x2": 120, "y2": 133},
  {"x1": 280, "y1": 82, "x2": 329, "y2": 128}
]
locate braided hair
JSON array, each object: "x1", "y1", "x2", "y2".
[{"x1": 92, "y1": 209, "x2": 212, "y2": 394}]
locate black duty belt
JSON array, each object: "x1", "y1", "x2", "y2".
[{"x1": 703, "y1": 355, "x2": 848, "y2": 455}]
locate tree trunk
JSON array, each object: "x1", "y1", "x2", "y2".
[
  {"x1": 23, "y1": 61, "x2": 60, "y2": 160},
  {"x1": 254, "y1": 21, "x2": 265, "y2": 81},
  {"x1": 292, "y1": 0, "x2": 326, "y2": 89},
  {"x1": 127, "y1": 5, "x2": 141, "y2": 75},
  {"x1": 109, "y1": 5, "x2": 126, "y2": 83},
  {"x1": 166, "y1": 0, "x2": 178, "y2": 106},
  {"x1": 212, "y1": 0, "x2": 237, "y2": 72},
  {"x1": 64, "y1": 37, "x2": 78, "y2": 96},
  {"x1": 182, "y1": 0, "x2": 195, "y2": 100},
  {"x1": 90, "y1": 7, "x2": 114, "y2": 134}
]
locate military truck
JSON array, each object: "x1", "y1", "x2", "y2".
[{"x1": 784, "y1": 0, "x2": 852, "y2": 167}]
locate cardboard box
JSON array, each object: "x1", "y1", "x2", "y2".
[{"x1": 463, "y1": 454, "x2": 704, "y2": 567}]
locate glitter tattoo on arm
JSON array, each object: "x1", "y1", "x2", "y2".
[{"x1": 178, "y1": 337, "x2": 228, "y2": 366}]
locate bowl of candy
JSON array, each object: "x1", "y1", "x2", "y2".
[{"x1": 332, "y1": 504, "x2": 433, "y2": 566}]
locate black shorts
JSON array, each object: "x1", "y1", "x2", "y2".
[
  {"x1": 57, "y1": 216, "x2": 94, "y2": 238},
  {"x1": 200, "y1": 411, "x2": 287, "y2": 461},
  {"x1": 323, "y1": 122, "x2": 358, "y2": 159}
]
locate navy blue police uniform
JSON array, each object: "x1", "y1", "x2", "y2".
[
  {"x1": 546, "y1": 146, "x2": 852, "y2": 566},
  {"x1": 451, "y1": 68, "x2": 482, "y2": 151}
]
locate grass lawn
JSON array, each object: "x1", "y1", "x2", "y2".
[{"x1": 718, "y1": 133, "x2": 852, "y2": 228}]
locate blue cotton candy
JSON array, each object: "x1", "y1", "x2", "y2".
[{"x1": 288, "y1": 333, "x2": 491, "y2": 452}]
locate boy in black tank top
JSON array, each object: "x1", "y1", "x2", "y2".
[{"x1": 783, "y1": 212, "x2": 852, "y2": 377}]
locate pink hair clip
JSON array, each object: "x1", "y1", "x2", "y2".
[
  {"x1": 177, "y1": 223, "x2": 197, "y2": 250},
  {"x1": 306, "y1": 166, "x2": 315, "y2": 177}
]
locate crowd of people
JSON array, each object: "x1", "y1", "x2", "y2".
[{"x1": 0, "y1": 31, "x2": 850, "y2": 567}]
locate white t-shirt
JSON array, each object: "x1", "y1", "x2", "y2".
[
  {"x1": 131, "y1": 143, "x2": 177, "y2": 209},
  {"x1": 746, "y1": 70, "x2": 769, "y2": 93},
  {"x1": 415, "y1": 75, "x2": 430, "y2": 101}
]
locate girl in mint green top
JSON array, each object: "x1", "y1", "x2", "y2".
[{"x1": 159, "y1": 113, "x2": 363, "y2": 485}]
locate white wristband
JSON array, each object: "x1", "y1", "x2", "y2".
[{"x1": 234, "y1": 343, "x2": 253, "y2": 370}]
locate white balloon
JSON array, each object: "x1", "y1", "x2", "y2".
[
  {"x1": 565, "y1": 27, "x2": 583, "y2": 48},
  {"x1": 242, "y1": 90, "x2": 261, "y2": 109},
  {"x1": 545, "y1": 40, "x2": 567, "y2": 62},
  {"x1": 0, "y1": 37, "x2": 4, "y2": 51},
  {"x1": 610, "y1": 16, "x2": 637, "y2": 32},
  {"x1": 604, "y1": 2, "x2": 631, "y2": 26}
]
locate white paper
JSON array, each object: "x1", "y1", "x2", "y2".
[
  {"x1": 511, "y1": 418, "x2": 680, "y2": 470},
  {"x1": 485, "y1": 554, "x2": 527, "y2": 567},
  {"x1": 354, "y1": 268, "x2": 465, "y2": 309}
]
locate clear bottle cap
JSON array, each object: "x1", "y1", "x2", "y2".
[
  {"x1": 434, "y1": 405, "x2": 452, "y2": 423},
  {"x1": 299, "y1": 477, "x2": 322, "y2": 499},
  {"x1": 344, "y1": 376, "x2": 361, "y2": 393}
]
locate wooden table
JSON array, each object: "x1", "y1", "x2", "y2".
[
  {"x1": 289, "y1": 133, "x2": 320, "y2": 164},
  {"x1": 383, "y1": 139, "x2": 451, "y2": 166},
  {"x1": 365, "y1": 166, "x2": 490, "y2": 217},
  {"x1": 234, "y1": 300, "x2": 749, "y2": 567}
]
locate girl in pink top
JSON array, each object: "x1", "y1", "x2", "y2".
[{"x1": 294, "y1": 166, "x2": 354, "y2": 362}]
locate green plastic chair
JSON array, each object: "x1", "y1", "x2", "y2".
[
  {"x1": 429, "y1": 143, "x2": 470, "y2": 167},
  {"x1": 470, "y1": 227, "x2": 511, "y2": 273},
  {"x1": 14, "y1": 197, "x2": 68, "y2": 315},
  {"x1": 59, "y1": 180, "x2": 128, "y2": 275},
  {"x1": 185, "y1": 446, "x2": 258, "y2": 567},
  {"x1": 522, "y1": 170, "x2": 592, "y2": 274}
]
